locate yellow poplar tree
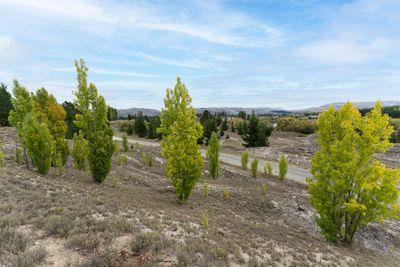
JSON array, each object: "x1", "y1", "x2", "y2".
[
  {"x1": 158, "y1": 78, "x2": 203, "y2": 201},
  {"x1": 307, "y1": 101, "x2": 400, "y2": 245}
]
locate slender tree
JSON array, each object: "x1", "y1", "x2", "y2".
[
  {"x1": 158, "y1": 78, "x2": 203, "y2": 201},
  {"x1": 206, "y1": 131, "x2": 220, "y2": 179},
  {"x1": 279, "y1": 155, "x2": 288, "y2": 180},
  {"x1": 8, "y1": 80, "x2": 33, "y2": 168},
  {"x1": 73, "y1": 59, "x2": 114, "y2": 183},
  {"x1": 122, "y1": 134, "x2": 129, "y2": 152},
  {"x1": 308, "y1": 102, "x2": 400, "y2": 245}
]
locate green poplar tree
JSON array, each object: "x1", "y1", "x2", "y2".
[
  {"x1": 308, "y1": 102, "x2": 400, "y2": 245},
  {"x1": 206, "y1": 131, "x2": 220, "y2": 179},
  {"x1": 73, "y1": 59, "x2": 114, "y2": 183},
  {"x1": 72, "y1": 130, "x2": 88, "y2": 171},
  {"x1": 8, "y1": 80, "x2": 33, "y2": 168},
  {"x1": 158, "y1": 78, "x2": 203, "y2": 201}
]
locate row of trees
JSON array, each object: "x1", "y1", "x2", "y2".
[
  {"x1": 7, "y1": 59, "x2": 114, "y2": 182},
  {"x1": 119, "y1": 113, "x2": 161, "y2": 139}
]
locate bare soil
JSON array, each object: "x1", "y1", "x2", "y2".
[{"x1": 1, "y1": 127, "x2": 399, "y2": 266}]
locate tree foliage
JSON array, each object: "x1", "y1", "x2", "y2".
[
  {"x1": 73, "y1": 59, "x2": 114, "y2": 183},
  {"x1": 72, "y1": 130, "x2": 88, "y2": 171},
  {"x1": 32, "y1": 88, "x2": 69, "y2": 165},
  {"x1": 206, "y1": 131, "x2": 220, "y2": 179},
  {"x1": 307, "y1": 102, "x2": 400, "y2": 245},
  {"x1": 0, "y1": 83, "x2": 13, "y2": 126},
  {"x1": 159, "y1": 78, "x2": 203, "y2": 201},
  {"x1": 242, "y1": 112, "x2": 271, "y2": 147},
  {"x1": 134, "y1": 112, "x2": 147, "y2": 138},
  {"x1": 122, "y1": 134, "x2": 129, "y2": 152},
  {"x1": 23, "y1": 114, "x2": 54, "y2": 174},
  {"x1": 62, "y1": 101, "x2": 79, "y2": 139}
]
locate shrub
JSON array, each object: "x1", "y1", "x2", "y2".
[
  {"x1": 279, "y1": 155, "x2": 288, "y2": 180},
  {"x1": 23, "y1": 114, "x2": 54, "y2": 175},
  {"x1": 202, "y1": 213, "x2": 209, "y2": 230},
  {"x1": 72, "y1": 130, "x2": 88, "y2": 171},
  {"x1": 251, "y1": 158, "x2": 259, "y2": 178},
  {"x1": 122, "y1": 153, "x2": 128, "y2": 164},
  {"x1": 223, "y1": 187, "x2": 230, "y2": 200},
  {"x1": 276, "y1": 117, "x2": 317, "y2": 134},
  {"x1": 45, "y1": 215, "x2": 75, "y2": 237},
  {"x1": 265, "y1": 163, "x2": 272, "y2": 178},
  {"x1": 15, "y1": 147, "x2": 22, "y2": 164},
  {"x1": 131, "y1": 232, "x2": 166, "y2": 254},
  {"x1": 206, "y1": 132, "x2": 220, "y2": 179},
  {"x1": 116, "y1": 152, "x2": 122, "y2": 165},
  {"x1": 159, "y1": 78, "x2": 203, "y2": 201},
  {"x1": 308, "y1": 102, "x2": 400, "y2": 245},
  {"x1": 261, "y1": 183, "x2": 267, "y2": 195},
  {"x1": 16, "y1": 246, "x2": 48, "y2": 266},
  {"x1": 122, "y1": 134, "x2": 128, "y2": 152},
  {"x1": 112, "y1": 176, "x2": 119, "y2": 189},
  {"x1": 204, "y1": 180, "x2": 209, "y2": 197},
  {"x1": 241, "y1": 151, "x2": 249, "y2": 170}
]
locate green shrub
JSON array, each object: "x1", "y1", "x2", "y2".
[
  {"x1": 223, "y1": 187, "x2": 230, "y2": 200},
  {"x1": 15, "y1": 147, "x2": 22, "y2": 164},
  {"x1": 251, "y1": 158, "x2": 259, "y2": 178},
  {"x1": 276, "y1": 117, "x2": 317, "y2": 134},
  {"x1": 279, "y1": 155, "x2": 288, "y2": 180},
  {"x1": 202, "y1": 213, "x2": 209, "y2": 230},
  {"x1": 112, "y1": 176, "x2": 119, "y2": 189},
  {"x1": 241, "y1": 151, "x2": 249, "y2": 170},
  {"x1": 45, "y1": 215, "x2": 75, "y2": 237},
  {"x1": 23, "y1": 114, "x2": 54, "y2": 175},
  {"x1": 265, "y1": 163, "x2": 272, "y2": 178},
  {"x1": 206, "y1": 132, "x2": 220, "y2": 179},
  {"x1": 17, "y1": 246, "x2": 48, "y2": 266},
  {"x1": 116, "y1": 152, "x2": 122, "y2": 165},
  {"x1": 261, "y1": 183, "x2": 267, "y2": 195},
  {"x1": 122, "y1": 134, "x2": 128, "y2": 152},
  {"x1": 204, "y1": 180, "x2": 209, "y2": 197},
  {"x1": 72, "y1": 130, "x2": 88, "y2": 171}
]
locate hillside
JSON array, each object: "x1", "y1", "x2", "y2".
[{"x1": 0, "y1": 127, "x2": 399, "y2": 266}]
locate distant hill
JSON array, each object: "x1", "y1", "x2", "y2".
[
  {"x1": 117, "y1": 101, "x2": 400, "y2": 117},
  {"x1": 293, "y1": 101, "x2": 400, "y2": 114},
  {"x1": 117, "y1": 108, "x2": 160, "y2": 117}
]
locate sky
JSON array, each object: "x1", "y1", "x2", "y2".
[{"x1": 0, "y1": 0, "x2": 399, "y2": 109}]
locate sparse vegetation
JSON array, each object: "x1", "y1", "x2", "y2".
[
  {"x1": 15, "y1": 146, "x2": 22, "y2": 164},
  {"x1": 279, "y1": 155, "x2": 288, "y2": 180},
  {"x1": 261, "y1": 183, "x2": 267, "y2": 195},
  {"x1": 202, "y1": 213, "x2": 209, "y2": 230},
  {"x1": 223, "y1": 187, "x2": 230, "y2": 200}
]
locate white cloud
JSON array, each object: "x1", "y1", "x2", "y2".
[
  {"x1": 52, "y1": 67, "x2": 163, "y2": 78},
  {"x1": 295, "y1": 38, "x2": 392, "y2": 64}
]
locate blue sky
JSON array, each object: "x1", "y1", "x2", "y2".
[{"x1": 0, "y1": 0, "x2": 399, "y2": 109}]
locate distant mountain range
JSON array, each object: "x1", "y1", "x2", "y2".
[{"x1": 117, "y1": 101, "x2": 400, "y2": 117}]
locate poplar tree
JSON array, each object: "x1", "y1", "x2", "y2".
[
  {"x1": 8, "y1": 80, "x2": 33, "y2": 168},
  {"x1": 206, "y1": 131, "x2": 220, "y2": 179},
  {"x1": 158, "y1": 78, "x2": 203, "y2": 201},
  {"x1": 122, "y1": 134, "x2": 129, "y2": 152},
  {"x1": 308, "y1": 102, "x2": 400, "y2": 245},
  {"x1": 32, "y1": 88, "x2": 69, "y2": 165},
  {"x1": 73, "y1": 59, "x2": 114, "y2": 183}
]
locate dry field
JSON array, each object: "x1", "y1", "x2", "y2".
[{"x1": 0, "y1": 127, "x2": 399, "y2": 266}]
